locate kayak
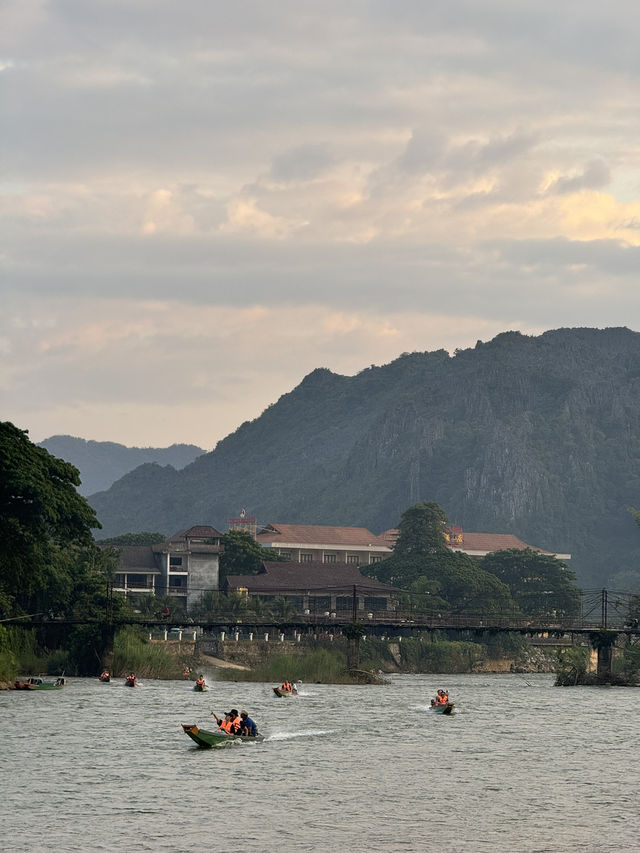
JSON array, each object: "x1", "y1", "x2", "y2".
[
  {"x1": 273, "y1": 686, "x2": 297, "y2": 697},
  {"x1": 181, "y1": 724, "x2": 264, "y2": 748}
]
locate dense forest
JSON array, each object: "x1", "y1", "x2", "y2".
[{"x1": 85, "y1": 327, "x2": 640, "y2": 589}]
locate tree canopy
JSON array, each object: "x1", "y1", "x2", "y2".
[
  {"x1": 97, "y1": 532, "x2": 167, "y2": 546},
  {"x1": 480, "y1": 548, "x2": 581, "y2": 617},
  {"x1": 219, "y1": 529, "x2": 288, "y2": 584},
  {"x1": 367, "y1": 502, "x2": 515, "y2": 614},
  {"x1": 0, "y1": 422, "x2": 101, "y2": 614}
]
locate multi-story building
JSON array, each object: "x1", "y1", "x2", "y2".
[
  {"x1": 110, "y1": 525, "x2": 222, "y2": 611},
  {"x1": 255, "y1": 522, "x2": 392, "y2": 566},
  {"x1": 379, "y1": 526, "x2": 571, "y2": 560}
]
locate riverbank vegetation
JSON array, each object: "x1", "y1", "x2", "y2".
[{"x1": 110, "y1": 627, "x2": 182, "y2": 679}]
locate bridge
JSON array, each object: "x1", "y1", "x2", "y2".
[{"x1": 5, "y1": 588, "x2": 638, "y2": 680}]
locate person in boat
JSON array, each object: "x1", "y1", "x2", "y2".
[
  {"x1": 228, "y1": 709, "x2": 242, "y2": 733},
  {"x1": 182, "y1": 665, "x2": 191, "y2": 677},
  {"x1": 195, "y1": 675, "x2": 206, "y2": 688},
  {"x1": 239, "y1": 711, "x2": 257, "y2": 737},
  {"x1": 212, "y1": 711, "x2": 233, "y2": 733},
  {"x1": 281, "y1": 679, "x2": 292, "y2": 692}
]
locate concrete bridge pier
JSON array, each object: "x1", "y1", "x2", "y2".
[{"x1": 596, "y1": 643, "x2": 613, "y2": 682}]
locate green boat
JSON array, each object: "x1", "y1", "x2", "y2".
[
  {"x1": 14, "y1": 676, "x2": 65, "y2": 691},
  {"x1": 181, "y1": 723, "x2": 264, "y2": 748}
]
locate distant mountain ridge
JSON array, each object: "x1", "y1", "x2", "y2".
[
  {"x1": 39, "y1": 436, "x2": 205, "y2": 495},
  {"x1": 87, "y1": 327, "x2": 640, "y2": 588}
]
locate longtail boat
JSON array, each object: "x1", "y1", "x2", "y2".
[
  {"x1": 14, "y1": 676, "x2": 65, "y2": 690},
  {"x1": 181, "y1": 724, "x2": 264, "y2": 748},
  {"x1": 272, "y1": 686, "x2": 297, "y2": 697},
  {"x1": 430, "y1": 701, "x2": 454, "y2": 715}
]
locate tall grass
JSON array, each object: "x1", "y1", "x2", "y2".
[
  {"x1": 398, "y1": 637, "x2": 483, "y2": 672},
  {"x1": 217, "y1": 648, "x2": 351, "y2": 683},
  {"x1": 3, "y1": 627, "x2": 49, "y2": 676},
  {"x1": 111, "y1": 627, "x2": 182, "y2": 679}
]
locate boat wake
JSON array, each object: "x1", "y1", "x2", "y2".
[{"x1": 266, "y1": 729, "x2": 335, "y2": 741}]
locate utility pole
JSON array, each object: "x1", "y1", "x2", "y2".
[
  {"x1": 601, "y1": 588, "x2": 608, "y2": 630},
  {"x1": 352, "y1": 584, "x2": 357, "y2": 621}
]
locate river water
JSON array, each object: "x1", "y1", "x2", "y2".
[{"x1": 1, "y1": 673, "x2": 638, "y2": 852}]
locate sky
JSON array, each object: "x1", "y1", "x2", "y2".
[{"x1": 2, "y1": 1, "x2": 640, "y2": 450}]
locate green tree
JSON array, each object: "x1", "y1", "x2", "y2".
[
  {"x1": 0, "y1": 422, "x2": 101, "y2": 615},
  {"x1": 481, "y1": 549, "x2": 581, "y2": 617},
  {"x1": 366, "y1": 502, "x2": 449, "y2": 586},
  {"x1": 219, "y1": 529, "x2": 288, "y2": 584},
  {"x1": 97, "y1": 532, "x2": 166, "y2": 546},
  {"x1": 368, "y1": 502, "x2": 515, "y2": 614}
]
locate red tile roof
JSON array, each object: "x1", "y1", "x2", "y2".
[
  {"x1": 168, "y1": 525, "x2": 223, "y2": 542},
  {"x1": 227, "y1": 561, "x2": 397, "y2": 593},
  {"x1": 454, "y1": 532, "x2": 554, "y2": 554},
  {"x1": 379, "y1": 528, "x2": 561, "y2": 556},
  {"x1": 256, "y1": 523, "x2": 390, "y2": 549}
]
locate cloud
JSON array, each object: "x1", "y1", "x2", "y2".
[
  {"x1": 3, "y1": 0, "x2": 640, "y2": 446},
  {"x1": 547, "y1": 160, "x2": 612, "y2": 195}
]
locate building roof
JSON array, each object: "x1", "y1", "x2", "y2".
[
  {"x1": 167, "y1": 525, "x2": 223, "y2": 543},
  {"x1": 256, "y1": 523, "x2": 391, "y2": 550},
  {"x1": 114, "y1": 546, "x2": 159, "y2": 572},
  {"x1": 452, "y1": 532, "x2": 555, "y2": 554},
  {"x1": 379, "y1": 528, "x2": 568, "y2": 558},
  {"x1": 227, "y1": 561, "x2": 397, "y2": 594}
]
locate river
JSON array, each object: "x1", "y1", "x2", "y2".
[{"x1": 2, "y1": 673, "x2": 638, "y2": 852}]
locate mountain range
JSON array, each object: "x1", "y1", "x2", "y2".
[
  {"x1": 38, "y1": 436, "x2": 204, "y2": 495},
  {"x1": 81, "y1": 327, "x2": 640, "y2": 589}
]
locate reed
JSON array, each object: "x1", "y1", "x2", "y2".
[
  {"x1": 111, "y1": 627, "x2": 182, "y2": 679},
  {"x1": 217, "y1": 648, "x2": 353, "y2": 683}
]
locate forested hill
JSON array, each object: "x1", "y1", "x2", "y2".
[
  {"x1": 39, "y1": 436, "x2": 204, "y2": 495},
  {"x1": 88, "y1": 327, "x2": 640, "y2": 588}
]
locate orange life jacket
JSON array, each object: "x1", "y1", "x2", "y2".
[
  {"x1": 220, "y1": 719, "x2": 232, "y2": 733},
  {"x1": 230, "y1": 715, "x2": 241, "y2": 733}
]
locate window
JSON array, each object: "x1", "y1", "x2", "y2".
[
  {"x1": 127, "y1": 573, "x2": 152, "y2": 589},
  {"x1": 346, "y1": 555, "x2": 360, "y2": 565},
  {"x1": 300, "y1": 553, "x2": 313, "y2": 562},
  {"x1": 369, "y1": 556, "x2": 382, "y2": 564},
  {"x1": 364, "y1": 596, "x2": 387, "y2": 612},
  {"x1": 279, "y1": 549, "x2": 292, "y2": 559},
  {"x1": 169, "y1": 556, "x2": 183, "y2": 567},
  {"x1": 336, "y1": 596, "x2": 354, "y2": 611},
  {"x1": 309, "y1": 596, "x2": 331, "y2": 612},
  {"x1": 324, "y1": 554, "x2": 337, "y2": 563},
  {"x1": 169, "y1": 576, "x2": 186, "y2": 588}
]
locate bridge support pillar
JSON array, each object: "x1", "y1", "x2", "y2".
[{"x1": 596, "y1": 644, "x2": 613, "y2": 682}]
